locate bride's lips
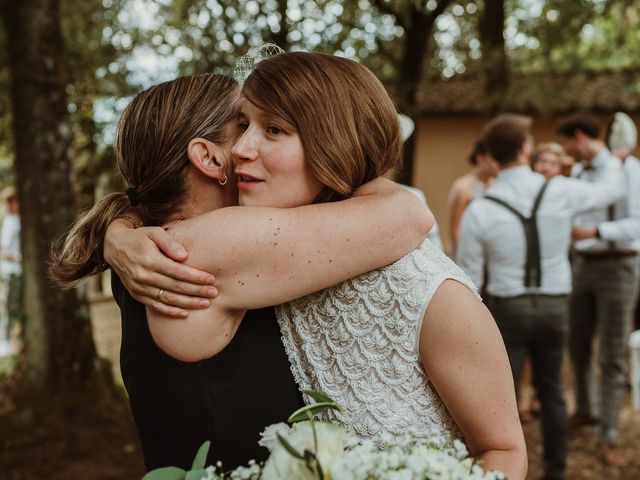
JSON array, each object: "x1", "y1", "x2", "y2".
[{"x1": 235, "y1": 171, "x2": 264, "y2": 189}]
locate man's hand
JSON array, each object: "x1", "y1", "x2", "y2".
[
  {"x1": 572, "y1": 225, "x2": 598, "y2": 241},
  {"x1": 104, "y1": 219, "x2": 217, "y2": 318}
]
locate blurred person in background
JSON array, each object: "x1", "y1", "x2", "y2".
[
  {"x1": 397, "y1": 113, "x2": 444, "y2": 251},
  {"x1": 458, "y1": 114, "x2": 623, "y2": 480},
  {"x1": 559, "y1": 112, "x2": 640, "y2": 467},
  {"x1": 448, "y1": 139, "x2": 498, "y2": 255},
  {"x1": 532, "y1": 143, "x2": 573, "y2": 179},
  {"x1": 0, "y1": 186, "x2": 22, "y2": 356},
  {"x1": 605, "y1": 112, "x2": 640, "y2": 332},
  {"x1": 520, "y1": 143, "x2": 572, "y2": 422}
]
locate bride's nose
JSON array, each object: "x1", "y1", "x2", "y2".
[{"x1": 231, "y1": 130, "x2": 258, "y2": 163}]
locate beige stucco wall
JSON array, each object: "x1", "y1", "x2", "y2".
[{"x1": 412, "y1": 114, "x2": 640, "y2": 253}]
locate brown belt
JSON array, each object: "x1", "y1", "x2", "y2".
[{"x1": 574, "y1": 250, "x2": 639, "y2": 261}]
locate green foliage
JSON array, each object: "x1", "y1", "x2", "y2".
[
  {"x1": 288, "y1": 401, "x2": 341, "y2": 424},
  {"x1": 141, "y1": 441, "x2": 213, "y2": 480},
  {"x1": 510, "y1": 0, "x2": 640, "y2": 72},
  {"x1": 142, "y1": 466, "x2": 188, "y2": 480},
  {"x1": 1, "y1": 0, "x2": 638, "y2": 203},
  {"x1": 277, "y1": 433, "x2": 305, "y2": 460},
  {"x1": 191, "y1": 440, "x2": 211, "y2": 470},
  {"x1": 0, "y1": 0, "x2": 135, "y2": 205}
]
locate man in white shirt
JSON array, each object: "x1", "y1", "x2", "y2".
[
  {"x1": 457, "y1": 114, "x2": 623, "y2": 479},
  {"x1": 605, "y1": 112, "x2": 640, "y2": 333},
  {"x1": 558, "y1": 113, "x2": 640, "y2": 467},
  {"x1": 0, "y1": 187, "x2": 22, "y2": 354}
]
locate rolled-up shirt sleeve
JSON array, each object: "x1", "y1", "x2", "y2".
[
  {"x1": 598, "y1": 161, "x2": 640, "y2": 243},
  {"x1": 564, "y1": 157, "x2": 624, "y2": 214}
]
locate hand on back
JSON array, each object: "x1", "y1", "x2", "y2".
[{"x1": 104, "y1": 219, "x2": 217, "y2": 318}]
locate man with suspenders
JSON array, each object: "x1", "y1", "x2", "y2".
[
  {"x1": 557, "y1": 112, "x2": 640, "y2": 467},
  {"x1": 456, "y1": 114, "x2": 623, "y2": 479}
]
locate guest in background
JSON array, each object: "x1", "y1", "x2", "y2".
[
  {"x1": 457, "y1": 114, "x2": 623, "y2": 480},
  {"x1": 559, "y1": 112, "x2": 640, "y2": 467},
  {"x1": 448, "y1": 139, "x2": 498, "y2": 255},
  {"x1": 0, "y1": 186, "x2": 22, "y2": 356},
  {"x1": 516, "y1": 142, "x2": 572, "y2": 421},
  {"x1": 397, "y1": 113, "x2": 444, "y2": 251},
  {"x1": 532, "y1": 143, "x2": 572, "y2": 179},
  {"x1": 606, "y1": 112, "x2": 640, "y2": 332}
]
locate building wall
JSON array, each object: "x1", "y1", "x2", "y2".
[{"x1": 412, "y1": 114, "x2": 640, "y2": 254}]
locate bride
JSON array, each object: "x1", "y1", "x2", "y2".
[{"x1": 105, "y1": 51, "x2": 525, "y2": 477}]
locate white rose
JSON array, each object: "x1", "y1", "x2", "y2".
[
  {"x1": 259, "y1": 422, "x2": 292, "y2": 452},
  {"x1": 262, "y1": 421, "x2": 348, "y2": 480}
]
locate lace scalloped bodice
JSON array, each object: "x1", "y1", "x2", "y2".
[{"x1": 276, "y1": 239, "x2": 479, "y2": 442}]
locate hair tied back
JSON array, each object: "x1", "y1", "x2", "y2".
[{"x1": 125, "y1": 186, "x2": 141, "y2": 206}]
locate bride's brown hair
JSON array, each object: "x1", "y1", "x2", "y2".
[
  {"x1": 242, "y1": 52, "x2": 403, "y2": 203},
  {"x1": 50, "y1": 74, "x2": 240, "y2": 287}
]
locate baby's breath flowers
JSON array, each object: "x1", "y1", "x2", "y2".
[{"x1": 143, "y1": 391, "x2": 505, "y2": 480}]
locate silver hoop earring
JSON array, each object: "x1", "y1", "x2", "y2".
[{"x1": 219, "y1": 174, "x2": 228, "y2": 186}]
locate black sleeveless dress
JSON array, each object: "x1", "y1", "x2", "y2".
[{"x1": 112, "y1": 274, "x2": 303, "y2": 471}]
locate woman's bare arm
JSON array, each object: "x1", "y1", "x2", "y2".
[
  {"x1": 419, "y1": 280, "x2": 527, "y2": 480},
  {"x1": 104, "y1": 178, "x2": 433, "y2": 313},
  {"x1": 447, "y1": 179, "x2": 473, "y2": 255},
  {"x1": 170, "y1": 178, "x2": 432, "y2": 310},
  {"x1": 117, "y1": 178, "x2": 432, "y2": 361}
]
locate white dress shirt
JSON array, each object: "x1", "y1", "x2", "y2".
[
  {"x1": 456, "y1": 161, "x2": 623, "y2": 297},
  {"x1": 598, "y1": 156, "x2": 640, "y2": 252},
  {"x1": 0, "y1": 213, "x2": 21, "y2": 277},
  {"x1": 574, "y1": 152, "x2": 640, "y2": 252}
]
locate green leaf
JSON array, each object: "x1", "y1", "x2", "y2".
[
  {"x1": 302, "y1": 390, "x2": 335, "y2": 404},
  {"x1": 142, "y1": 466, "x2": 187, "y2": 480},
  {"x1": 191, "y1": 441, "x2": 211, "y2": 470},
  {"x1": 276, "y1": 433, "x2": 306, "y2": 461},
  {"x1": 185, "y1": 469, "x2": 209, "y2": 480},
  {"x1": 288, "y1": 402, "x2": 341, "y2": 423},
  {"x1": 302, "y1": 450, "x2": 324, "y2": 480}
]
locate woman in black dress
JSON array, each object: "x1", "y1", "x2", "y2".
[{"x1": 50, "y1": 73, "x2": 431, "y2": 470}]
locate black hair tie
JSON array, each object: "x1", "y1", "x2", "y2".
[{"x1": 125, "y1": 187, "x2": 141, "y2": 207}]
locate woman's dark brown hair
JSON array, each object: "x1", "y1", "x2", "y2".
[
  {"x1": 242, "y1": 51, "x2": 403, "y2": 203},
  {"x1": 50, "y1": 74, "x2": 239, "y2": 287}
]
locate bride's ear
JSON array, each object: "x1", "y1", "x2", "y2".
[{"x1": 187, "y1": 138, "x2": 228, "y2": 182}]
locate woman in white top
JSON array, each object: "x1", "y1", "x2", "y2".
[{"x1": 107, "y1": 51, "x2": 526, "y2": 479}]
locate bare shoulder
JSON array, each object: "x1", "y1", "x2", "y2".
[
  {"x1": 449, "y1": 175, "x2": 475, "y2": 203},
  {"x1": 419, "y1": 278, "x2": 500, "y2": 369}
]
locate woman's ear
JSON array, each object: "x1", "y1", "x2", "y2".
[{"x1": 187, "y1": 138, "x2": 227, "y2": 182}]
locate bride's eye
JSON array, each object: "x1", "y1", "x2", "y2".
[{"x1": 266, "y1": 125, "x2": 284, "y2": 135}]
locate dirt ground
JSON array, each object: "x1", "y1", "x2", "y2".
[{"x1": 1, "y1": 297, "x2": 639, "y2": 479}]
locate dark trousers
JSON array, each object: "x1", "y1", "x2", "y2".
[
  {"x1": 487, "y1": 294, "x2": 568, "y2": 480},
  {"x1": 570, "y1": 255, "x2": 640, "y2": 444}
]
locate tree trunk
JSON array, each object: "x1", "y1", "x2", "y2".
[
  {"x1": 2, "y1": 0, "x2": 117, "y2": 415},
  {"x1": 479, "y1": 0, "x2": 509, "y2": 114},
  {"x1": 395, "y1": 14, "x2": 433, "y2": 185},
  {"x1": 273, "y1": 0, "x2": 290, "y2": 51},
  {"x1": 379, "y1": 0, "x2": 454, "y2": 185}
]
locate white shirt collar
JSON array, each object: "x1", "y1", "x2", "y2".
[{"x1": 496, "y1": 164, "x2": 532, "y2": 182}]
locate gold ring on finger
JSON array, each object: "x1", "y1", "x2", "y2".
[{"x1": 155, "y1": 288, "x2": 165, "y2": 302}]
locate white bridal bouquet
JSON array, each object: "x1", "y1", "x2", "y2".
[{"x1": 143, "y1": 391, "x2": 505, "y2": 480}]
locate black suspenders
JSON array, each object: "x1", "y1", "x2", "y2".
[{"x1": 484, "y1": 178, "x2": 552, "y2": 288}]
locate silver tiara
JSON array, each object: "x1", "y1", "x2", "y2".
[{"x1": 233, "y1": 43, "x2": 285, "y2": 85}]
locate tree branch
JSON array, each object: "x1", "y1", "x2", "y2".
[
  {"x1": 370, "y1": 0, "x2": 406, "y2": 30},
  {"x1": 429, "y1": 0, "x2": 454, "y2": 20}
]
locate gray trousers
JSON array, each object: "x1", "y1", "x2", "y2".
[
  {"x1": 487, "y1": 294, "x2": 568, "y2": 480},
  {"x1": 570, "y1": 255, "x2": 640, "y2": 444}
]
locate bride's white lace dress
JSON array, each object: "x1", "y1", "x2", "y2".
[{"x1": 276, "y1": 239, "x2": 479, "y2": 443}]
